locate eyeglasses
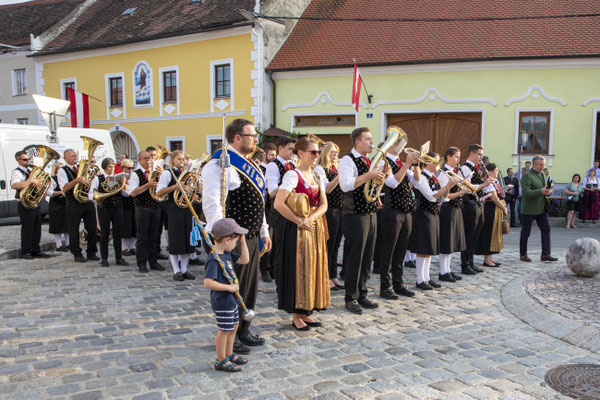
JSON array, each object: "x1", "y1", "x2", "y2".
[
  {"x1": 123, "y1": 166, "x2": 133, "y2": 170},
  {"x1": 19, "y1": 158, "x2": 29, "y2": 161},
  {"x1": 308, "y1": 150, "x2": 321, "y2": 156},
  {"x1": 239, "y1": 134, "x2": 259, "y2": 139}
]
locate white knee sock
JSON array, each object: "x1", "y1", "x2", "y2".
[
  {"x1": 121, "y1": 239, "x2": 128, "y2": 251},
  {"x1": 170, "y1": 255, "x2": 180, "y2": 274},
  {"x1": 424, "y1": 257, "x2": 431, "y2": 282},
  {"x1": 439, "y1": 254, "x2": 451, "y2": 275},
  {"x1": 446, "y1": 254, "x2": 453, "y2": 273},
  {"x1": 164, "y1": 230, "x2": 169, "y2": 243},
  {"x1": 404, "y1": 252, "x2": 411, "y2": 263},
  {"x1": 129, "y1": 238, "x2": 136, "y2": 249},
  {"x1": 180, "y1": 254, "x2": 189, "y2": 273},
  {"x1": 410, "y1": 251, "x2": 416, "y2": 262},
  {"x1": 63, "y1": 233, "x2": 70, "y2": 246},
  {"x1": 416, "y1": 257, "x2": 426, "y2": 283},
  {"x1": 189, "y1": 252, "x2": 197, "y2": 260},
  {"x1": 54, "y1": 234, "x2": 63, "y2": 247}
]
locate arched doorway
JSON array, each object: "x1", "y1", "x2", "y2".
[{"x1": 110, "y1": 126, "x2": 139, "y2": 162}]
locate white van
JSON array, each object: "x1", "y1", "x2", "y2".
[{"x1": 0, "y1": 123, "x2": 115, "y2": 218}]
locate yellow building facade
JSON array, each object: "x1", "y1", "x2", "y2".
[{"x1": 35, "y1": 25, "x2": 263, "y2": 158}]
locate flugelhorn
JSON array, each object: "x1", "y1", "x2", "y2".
[
  {"x1": 73, "y1": 136, "x2": 103, "y2": 203},
  {"x1": 438, "y1": 168, "x2": 478, "y2": 193},
  {"x1": 19, "y1": 145, "x2": 60, "y2": 209},
  {"x1": 363, "y1": 126, "x2": 408, "y2": 203},
  {"x1": 307, "y1": 132, "x2": 326, "y2": 146},
  {"x1": 403, "y1": 141, "x2": 439, "y2": 165}
]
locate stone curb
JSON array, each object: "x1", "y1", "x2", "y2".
[
  {"x1": 501, "y1": 272, "x2": 600, "y2": 354},
  {"x1": 0, "y1": 241, "x2": 56, "y2": 261}
]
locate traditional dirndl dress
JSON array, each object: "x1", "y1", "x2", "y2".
[
  {"x1": 48, "y1": 176, "x2": 68, "y2": 234},
  {"x1": 409, "y1": 172, "x2": 440, "y2": 256}
]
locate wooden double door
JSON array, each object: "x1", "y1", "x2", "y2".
[{"x1": 388, "y1": 113, "x2": 482, "y2": 163}]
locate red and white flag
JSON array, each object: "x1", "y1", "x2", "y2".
[
  {"x1": 351, "y1": 63, "x2": 362, "y2": 112},
  {"x1": 67, "y1": 88, "x2": 90, "y2": 128}
]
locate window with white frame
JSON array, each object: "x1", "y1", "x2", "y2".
[
  {"x1": 214, "y1": 64, "x2": 231, "y2": 98},
  {"x1": 518, "y1": 111, "x2": 550, "y2": 154},
  {"x1": 166, "y1": 136, "x2": 185, "y2": 152},
  {"x1": 110, "y1": 77, "x2": 123, "y2": 107},
  {"x1": 163, "y1": 70, "x2": 177, "y2": 103},
  {"x1": 62, "y1": 81, "x2": 76, "y2": 100},
  {"x1": 12, "y1": 69, "x2": 27, "y2": 96},
  {"x1": 15, "y1": 118, "x2": 29, "y2": 125}
]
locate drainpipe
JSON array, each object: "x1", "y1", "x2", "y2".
[{"x1": 268, "y1": 70, "x2": 276, "y2": 128}]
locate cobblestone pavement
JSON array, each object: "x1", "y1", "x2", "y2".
[
  {"x1": 1, "y1": 243, "x2": 599, "y2": 400},
  {"x1": 524, "y1": 265, "x2": 600, "y2": 329}
]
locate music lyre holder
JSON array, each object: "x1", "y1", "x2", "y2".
[{"x1": 32, "y1": 94, "x2": 70, "y2": 144}]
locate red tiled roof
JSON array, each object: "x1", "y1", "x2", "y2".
[
  {"x1": 34, "y1": 0, "x2": 255, "y2": 56},
  {"x1": 268, "y1": 0, "x2": 600, "y2": 71},
  {"x1": 0, "y1": 0, "x2": 85, "y2": 47}
]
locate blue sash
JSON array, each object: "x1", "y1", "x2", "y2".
[{"x1": 211, "y1": 148, "x2": 266, "y2": 201}]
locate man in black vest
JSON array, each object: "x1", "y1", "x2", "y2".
[
  {"x1": 265, "y1": 135, "x2": 296, "y2": 283},
  {"x1": 146, "y1": 146, "x2": 169, "y2": 261},
  {"x1": 127, "y1": 151, "x2": 166, "y2": 273},
  {"x1": 202, "y1": 118, "x2": 272, "y2": 354},
  {"x1": 10, "y1": 150, "x2": 49, "y2": 259},
  {"x1": 57, "y1": 149, "x2": 99, "y2": 263},
  {"x1": 259, "y1": 141, "x2": 277, "y2": 282},
  {"x1": 338, "y1": 127, "x2": 388, "y2": 314},
  {"x1": 374, "y1": 148, "x2": 419, "y2": 300},
  {"x1": 503, "y1": 168, "x2": 520, "y2": 227},
  {"x1": 458, "y1": 144, "x2": 492, "y2": 275}
]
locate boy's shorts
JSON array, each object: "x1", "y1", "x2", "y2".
[{"x1": 214, "y1": 305, "x2": 239, "y2": 331}]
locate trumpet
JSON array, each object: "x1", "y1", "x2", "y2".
[
  {"x1": 363, "y1": 126, "x2": 407, "y2": 203},
  {"x1": 437, "y1": 168, "x2": 478, "y2": 193},
  {"x1": 403, "y1": 141, "x2": 438, "y2": 165}
]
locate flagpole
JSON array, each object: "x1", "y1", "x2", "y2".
[{"x1": 352, "y1": 58, "x2": 373, "y2": 104}]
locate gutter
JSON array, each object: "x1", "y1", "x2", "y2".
[{"x1": 268, "y1": 70, "x2": 276, "y2": 128}]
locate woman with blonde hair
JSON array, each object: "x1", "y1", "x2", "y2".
[
  {"x1": 274, "y1": 137, "x2": 330, "y2": 330},
  {"x1": 48, "y1": 162, "x2": 69, "y2": 251},
  {"x1": 315, "y1": 141, "x2": 345, "y2": 291}
]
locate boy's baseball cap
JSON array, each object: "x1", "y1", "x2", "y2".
[{"x1": 211, "y1": 218, "x2": 248, "y2": 237}]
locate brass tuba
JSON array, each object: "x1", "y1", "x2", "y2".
[
  {"x1": 174, "y1": 153, "x2": 209, "y2": 208},
  {"x1": 93, "y1": 173, "x2": 130, "y2": 208},
  {"x1": 149, "y1": 145, "x2": 171, "y2": 202},
  {"x1": 73, "y1": 136, "x2": 103, "y2": 203},
  {"x1": 19, "y1": 145, "x2": 60, "y2": 209},
  {"x1": 364, "y1": 126, "x2": 408, "y2": 203}
]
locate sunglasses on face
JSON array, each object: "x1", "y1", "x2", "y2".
[
  {"x1": 20, "y1": 158, "x2": 29, "y2": 161},
  {"x1": 307, "y1": 150, "x2": 321, "y2": 156}
]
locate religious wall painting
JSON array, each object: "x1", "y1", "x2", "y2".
[{"x1": 132, "y1": 61, "x2": 153, "y2": 108}]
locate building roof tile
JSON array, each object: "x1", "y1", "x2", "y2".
[{"x1": 267, "y1": 0, "x2": 600, "y2": 71}]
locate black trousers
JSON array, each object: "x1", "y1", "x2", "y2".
[
  {"x1": 17, "y1": 203, "x2": 42, "y2": 255},
  {"x1": 98, "y1": 207, "x2": 123, "y2": 261},
  {"x1": 259, "y1": 204, "x2": 272, "y2": 274},
  {"x1": 269, "y1": 207, "x2": 285, "y2": 275},
  {"x1": 520, "y1": 212, "x2": 551, "y2": 256},
  {"x1": 342, "y1": 213, "x2": 377, "y2": 303},
  {"x1": 507, "y1": 198, "x2": 517, "y2": 226},
  {"x1": 234, "y1": 235, "x2": 260, "y2": 339},
  {"x1": 375, "y1": 209, "x2": 412, "y2": 291},
  {"x1": 461, "y1": 200, "x2": 484, "y2": 268},
  {"x1": 158, "y1": 202, "x2": 168, "y2": 253},
  {"x1": 135, "y1": 206, "x2": 161, "y2": 266},
  {"x1": 325, "y1": 207, "x2": 343, "y2": 279},
  {"x1": 67, "y1": 201, "x2": 97, "y2": 256}
]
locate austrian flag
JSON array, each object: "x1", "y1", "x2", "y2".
[
  {"x1": 67, "y1": 87, "x2": 90, "y2": 128},
  {"x1": 351, "y1": 63, "x2": 362, "y2": 112}
]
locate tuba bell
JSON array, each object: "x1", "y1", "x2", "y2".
[
  {"x1": 174, "y1": 153, "x2": 209, "y2": 208},
  {"x1": 364, "y1": 126, "x2": 408, "y2": 203},
  {"x1": 93, "y1": 172, "x2": 130, "y2": 208},
  {"x1": 19, "y1": 145, "x2": 60, "y2": 209},
  {"x1": 73, "y1": 136, "x2": 103, "y2": 203},
  {"x1": 149, "y1": 145, "x2": 171, "y2": 202}
]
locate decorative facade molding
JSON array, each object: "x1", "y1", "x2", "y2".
[
  {"x1": 505, "y1": 85, "x2": 566, "y2": 106},
  {"x1": 582, "y1": 97, "x2": 600, "y2": 106},
  {"x1": 282, "y1": 90, "x2": 367, "y2": 111},
  {"x1": 89, "y1": 110, "x2": 246, "y2": 125},
  {"x1": 372, "y1": 88, "x2": 497, "y2": 109}
]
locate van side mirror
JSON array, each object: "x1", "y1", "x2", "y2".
[{"x1": 0, "y1": 181, "x2": 5, "y2": 190}]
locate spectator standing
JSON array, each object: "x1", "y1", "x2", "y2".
[
  {"x1": 503, "y1": 168, "x2": 520, "y2": 227},
  {"x1": 585, "y1": 160, "x2": 600, "y2": 180},
  {"x1": 580, "y1": 169, "x2": 599, "y2": 223},
  {"x1": 115, "y1": 153, "x2": 127, "y2": 174},
  {"x1": 564, "y1": 174, "x2": 584, "y2": 228}
]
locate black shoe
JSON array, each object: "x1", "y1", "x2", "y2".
[
  {"x1": 189, "y1": 258, "x2": 203, "y2": 266},
  {"x1": 57, "y1": 245, "x2": 68, "y2": 252},
  {"x1": 138, "y1": 265, "x2": 149, "y2": 273},
  {"x1": 150, "y1": 263, "x2": 166, "y2": 271},
  {"x1": 33, "y1": 251, "x2": 50, "y2": 258},
  {"x1": 261, "y1": 270, "x2": 273, "y2": 283},
  {"x1": 292, "y1": 321, "x2": 309, "y2": 331},
  {"x1": 122, "y1": 249, "x2": 130, "y2": 256},
  {"x1": 450, "y1": 272, "x2": 463, "y2": 281},
  {"x1": 100, "y1": 259, "x2": 109, "y2": 267},
  {"x1": 428, "y1": 279, "x2": 442, "y2": 288},
  {"x1": 379, "y1": 288, "x2": 399, "y2": 300},
  {"x1": 482, "y1": 262, "x2": 499, "y2": 267},
  {"x1": 404, "y1": 261, "x2": 416, "y2": 268},
  {"x1": 116, "y1": 259, "x2": 129, "y2": 266},
  {"x1": 520, "y1": 255, "x2": 532, "y2": 262},
  {"x1": 233, "y1": 340, "x2": 251, "y2": 354},
  {"x1": 330, "y1": 284, "x2": 340, "y2": 291},
  {"x1": 461, "y1": 266, "x2": 477, "y2": 275},
  {"x1": 304, "y1": 320, "x2": 322, "y2": 327},
  {"x1": 345, "y1": 300, "x2": 363, "y2": 314},
  {"x1": 394, "y1": 285, "x2": 415, "y2": 297},
  {"x1": 158, "y1": 253, "x2": 168, "y2": 260},
  {"x1": 416, "y1": 281, "x2": 433, "y2": 290},
  {"x1": 541, "y1": 255, "x2": 558, "y2": 262},
  {"x1": 21, "y1": 253, "x2": 33, "y2": 260},
  {"x1": 358, "y1": 297, "x2": 379, "y2": 309},
  {"x1": 87, "y1": 254, "x2": 100, "y2": 261},
  {"x1": 471, "y1": 265, "x2": 484, "y2": 273},
  {"x1": 239, "y1": 334, "x2": 265, "y2": 347},
  {"x1": 173, "y1": 272, "x2": 184, "y2": 281},
  {"x1": 182, "y1": 271, "x2": 196, "y2": 280},
  {"x1": 438, "y1": 273, "x2": 456, "y2": 283},
  {"x1": 129, "y1": 249, "x2": 136, "y2": 255},
  {"x1": 372, "y1": 268, "x2": 380, "y2": 274},
  {"x1": 74, "y1": 255, "x2": 87, "y2": 263}
]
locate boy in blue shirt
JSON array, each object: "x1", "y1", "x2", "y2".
[{"x1": 204, "y1": 218, "x2": 249, "y2": 372}]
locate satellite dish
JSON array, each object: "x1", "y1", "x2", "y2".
[{"x1": 33, "y1": 94, "x2": 70, "y2": 143}]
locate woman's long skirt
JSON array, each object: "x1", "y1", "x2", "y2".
[
  {"x1": 580, "y1": 191, "x2": 599, "y2": 221},
  {"x1": 476, "y1": 202, "x2": 503, "y2": 255},
  {"x1": 439, "y1": 204, "x2": 465, "y2": 254},
  {"x1": 48, "y1": 197, "x2": 68, "y2": 234},
  {"x1": 409, "y1": 209, "x2": 439, "y2": 256},
  {"x1": 167, "y1": 201, "x2": 195, "y2": 255},
  {"x1": 276, "y1": 214, "x2": 330, "y2": 314}
]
